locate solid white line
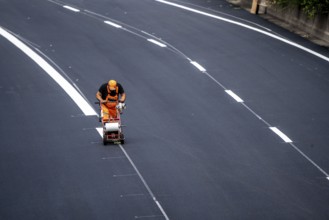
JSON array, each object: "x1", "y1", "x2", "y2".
[
  {"x1": 95, "y1": 129, "x2": 170, "y2": 220},
  {"x1": 269, "y1": 127, "x2": 293, "y2": 143},
  {"x1": 96, "y1": 127, "x2": 103, "y2": 136},
  {"x1": 147, "y1": 39, "x2": 167, "y2": 47},
  {"x1": 155, "y1": 0, "x2": 329, "y2": 62},
  {"x1": 173, "y1": 0, "x2": 273, "y2": 32},
  {"x1": 104, "y1": 20, "x2": 122, "y2": 28},
  {"x1": 225, "y1": 90, "x2": 244, "y2": 102},
  {"x1": 0, "y1": 27, "x2": 97, "y2": 116},
  {"x1": 190, "y1": 61, "x2": 206, "y2": 72},
  {"x1": 63, "y1": 5, "x2": 80, "y2": 12}
]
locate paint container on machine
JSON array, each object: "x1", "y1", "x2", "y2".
[{"x1": 104, "y1": 122, "x2": 120, "y2": 132}]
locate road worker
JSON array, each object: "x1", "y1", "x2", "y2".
[{"x1": 96, "y1": 80, "x2": 126, "y2": 121}]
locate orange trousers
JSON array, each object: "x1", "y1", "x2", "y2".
[{"x1": 101, "y1": 102, "x2": 117, "y2": 121}]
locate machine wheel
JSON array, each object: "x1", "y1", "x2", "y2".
[
  {"x1": 103, "y1": 135, "x2": 107, "y2": 146},
  {"x1": 120, "y1": 133, "x2": 125, "y2": 145}
]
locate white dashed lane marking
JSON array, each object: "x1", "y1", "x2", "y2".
[
  {"x1": 225, "y1": 90, "x2": 244, "y2": 103},
  {"x1": 104, "y1": 20, "x2": 122, "y2": 28},
  {"x1": 190, "y1": 61, "x2": 206, "y2": 72},
  {"x1": 269, "y1": 127, "x2": 293, "y2": 143},
  {"x1": 63, "y1": 5, "x2": 80, "y2": 12},
  {"x1": 147, "y1": 39, "x2": 167, "y2": 47}
]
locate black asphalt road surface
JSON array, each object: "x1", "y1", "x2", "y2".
[{"x1": 1, "y1": 0, "x2": 329, "y2": 219}]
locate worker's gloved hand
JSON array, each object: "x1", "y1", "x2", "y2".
[
  {"x1": 116, "y1": 102, "x2": 124, "y2": 109},
  {"x1": 100, "y1": 100, "x2": 107, "y2": 104},
  {"x1": 116, "y1": 102, "x2": 126, "y2": 114}
]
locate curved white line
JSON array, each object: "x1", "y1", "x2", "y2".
[
  {"x1": 0, "y1": 27, "x2": 97, "y2": 116},
  {"x1": 155, "y1": 0, "x2": 329, "y2": 62}
]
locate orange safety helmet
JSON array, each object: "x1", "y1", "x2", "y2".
[{"x1": 108, "y1": 80, "x2": 117, "y2": 90}]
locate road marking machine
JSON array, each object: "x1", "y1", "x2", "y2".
[{"x1": 96, "y1": 102, "x2": 126, "y2": 145}]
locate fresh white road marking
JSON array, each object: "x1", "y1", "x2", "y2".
[
  {"x1": 96, "y1": 127, "x2": 103, "y2": 136},
  {"x1": 225, "y1": 90, "x2": 244, "y2": 103},
  {"x1": 269, "y1": 127, "x2": 293, "y2": 143},
  {"x1": 95, "y1": 128, "x2": 170, "y2": 220},
  {"x1": 289, "y1": 142, "x2": 329, "y2": 178},
  {"x1": 269, "y1": 127, "x2": 329, "y2": 180},
  {"x1": 120, "y1": 143, "x2": 170, "y2": 220},
  {"x1": 0, "y1": 27, "x2": 97, "y2": 116},
  {"x1": 155, "y1": 0, "x2": 329, "y2": 62},
  {"x1": 190, "y1": 61, "x2": 206, "y2": 72},
  {"x1": 63, "y1": 5, "x2": 80, "y2": 12},
  {"x1": 104, "y1": 20, "x2": 122, "y2": 28},
  {"x1": 147, "y1": 39, "x2": 167, "y2": 47}
]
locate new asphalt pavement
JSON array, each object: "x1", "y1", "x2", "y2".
[{"x1": 0, "y1": 0, "x2": 329, "y2": 219}]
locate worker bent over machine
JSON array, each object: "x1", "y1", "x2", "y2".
[{"x1": 96, "y1": 80, "x2": 126, "y2": 145}]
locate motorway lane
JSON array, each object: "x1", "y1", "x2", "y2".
[
  {"x1": 58, "y1": 0, "x2": 329, "y2": 170},
  {"x1": 0, "y1": 30, "x2": 164, "y2": 219},
  {"x1": 1, "y1": 0, "x2": 329, "y2": 219},
  {"x1": 55, "y1": 0, "x2": 329, "y2": 176}
]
